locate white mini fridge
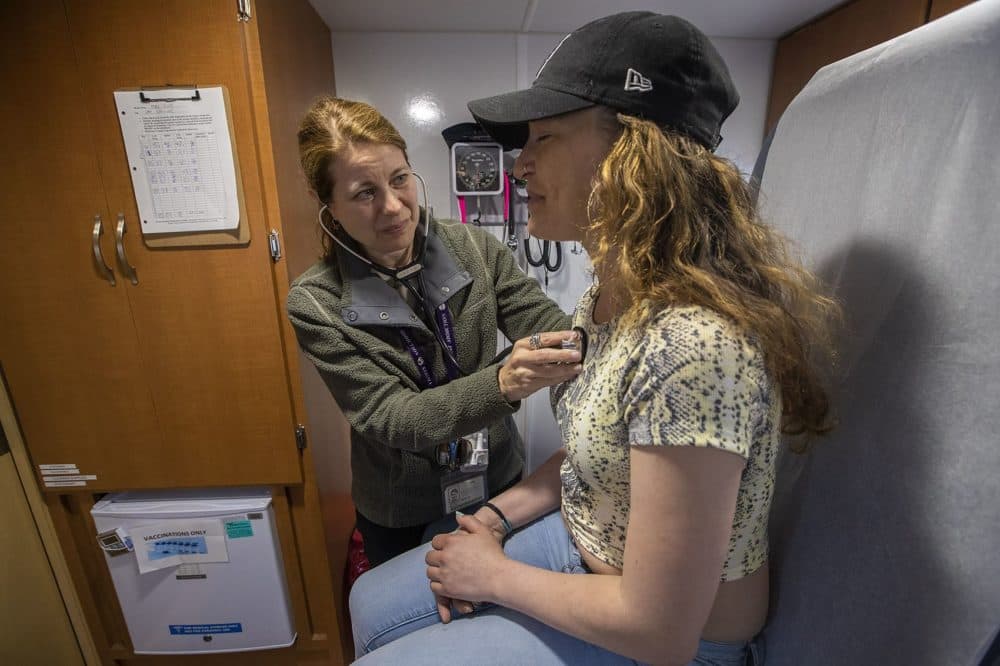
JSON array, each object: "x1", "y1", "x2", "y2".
[{"x1": 91, "y1": 487, "x2": 296, "y2": 654}]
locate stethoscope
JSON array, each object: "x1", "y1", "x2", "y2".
[
  {"x1": 525, "y1": 237, "x2": 563, "y2": 273},
  {"x1": 318, "y1": 171, "x2": 515, "y2": 375}
]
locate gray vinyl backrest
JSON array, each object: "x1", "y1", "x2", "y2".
[{"x1": 757, "y1": 2, "x2": 1000, "y2": 664}]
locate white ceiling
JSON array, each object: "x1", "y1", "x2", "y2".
[{"x1": 307, "y1": 0, "x2": 845, "y2": 39}]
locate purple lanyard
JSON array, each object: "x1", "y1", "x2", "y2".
[{"x1": 399, "y1": 303, "x2": 459, "y2": 389}]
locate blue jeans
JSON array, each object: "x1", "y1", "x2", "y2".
[{"x1": 350, "y1": 511, "x2": 763, "y2": 665}]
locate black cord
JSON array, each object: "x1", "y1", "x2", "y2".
[
  {"x1": 546, "y1": 240, "x2": 562, "y2": 273},
  {"x1": 526, "y1": 238, "x2": 563, "y2": 273},
  {"x1": 490, "y1": 345, "x2": 513, "y2": 365},
  {"x1": 525, "y1": 238, "x2": 546, "y2": 267}
]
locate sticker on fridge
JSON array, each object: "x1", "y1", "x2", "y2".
[{"x1": 129, "y1": 519, "x2": 230, "y2": 574}]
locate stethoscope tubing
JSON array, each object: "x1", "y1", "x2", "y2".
[{"x1": 525, "y1": 237, "x2": 563, "y2": 273}]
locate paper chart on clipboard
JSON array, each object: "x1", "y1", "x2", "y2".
[{"x1": 114, "y1": 86, "x2": 240, "y2": 234}]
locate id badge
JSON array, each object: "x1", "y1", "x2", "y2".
[{"x1": 440, "y1": 469, "x2": 487, "y2": 514}]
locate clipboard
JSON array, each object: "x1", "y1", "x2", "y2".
[{"x1": 114, "y1": 85, "x2": 250, "y2": 248}]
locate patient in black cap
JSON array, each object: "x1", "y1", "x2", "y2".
[{"x1": 350, "y1": 12, "x2": 839, "y2": 665}]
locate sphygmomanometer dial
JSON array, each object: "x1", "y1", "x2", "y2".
[
  {"x1": 456, "y1": 150, "x2": 498, "y2": 191},
  {"x1": 451, "y1": 143, "x2": 504, "y2": 195}
]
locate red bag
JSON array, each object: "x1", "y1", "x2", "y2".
[{"x1": 345, "y1": 527, "x2": 371, "y2": 590}]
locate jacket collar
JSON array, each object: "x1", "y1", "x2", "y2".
[{"x1": 337, "y1": 216, "x2": 472, "y2": 330}]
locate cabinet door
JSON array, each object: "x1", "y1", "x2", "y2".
[
  {"x1": 0, "y1": 0, "x2": 164, "y2": 487},
  {"x1": 65, "y1": 0, "x2": 302, "y2": 486},
  {"x1": 0, "y1": 451, "x2": 84, "y2": 665}
]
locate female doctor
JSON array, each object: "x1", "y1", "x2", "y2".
[{"x1": 287, "y1": 97, "x2": 580, "y2": 568}]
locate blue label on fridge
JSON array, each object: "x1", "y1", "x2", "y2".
[{"x1": 169, "y1": 623, "x2": 243, "y2": 635}]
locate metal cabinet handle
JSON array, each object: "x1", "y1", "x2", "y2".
[
  {"x1": 92, "y1": 214, "x2": 116, "y2": 286},
  {"x1": 115, "y1": 213, "x2": 139, "y2": 285}
]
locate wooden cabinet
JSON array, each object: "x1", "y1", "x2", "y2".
[
  {"x1": 0, "y1": 451, "x2": 85, "y2": 666},
  {"x1": 1, "y1": 0, "x2": 301, "y2": 491},
  {"x1": 0, "y1": 1, "x2": 344, "y2": 663},
  {"x1": 0, "y1": 1, "x2": 167, "y2": 493}
]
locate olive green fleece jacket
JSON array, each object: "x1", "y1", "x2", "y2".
[{"x1": 287, "y1": 216, "x2": 570, "y2": 527}]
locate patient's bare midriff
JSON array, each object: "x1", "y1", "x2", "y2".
[{"x1": 579, "y1": 546, "x2": 768, "y2": 642}]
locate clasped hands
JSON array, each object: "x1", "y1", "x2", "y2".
[{"x1": 425, "y1": 512, "x2": 508, "y2": 623}]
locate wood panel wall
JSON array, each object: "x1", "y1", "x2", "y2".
[{"x1": 766, "y1": 0, "x2": 929, "y2": 133}]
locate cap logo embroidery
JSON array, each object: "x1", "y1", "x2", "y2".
[
  {"x1": 535, "y1": 33, "x2": 572, "y2": 81},
  {"x1": 624, "y1": 68, "x2": 652, "y2": 92}
]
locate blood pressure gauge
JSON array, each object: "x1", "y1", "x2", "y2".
[{"x1": 450, "y1": 142, "x2": 504, "y2": 196}]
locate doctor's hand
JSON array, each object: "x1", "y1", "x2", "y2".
[
  {"x1": 499, "y1": 330, "x2": 583, "y2": 402},
  {"x1": 426, "y1": 514, "x2": 509, "y2": 616}
]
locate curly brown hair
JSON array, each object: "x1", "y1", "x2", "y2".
[{"x1": 587, "y1": 110, "x2": 841, "y2": 441}]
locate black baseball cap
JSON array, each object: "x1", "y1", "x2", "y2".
[{"x1": 467, "y1": 11, "x2": 739, "y2": 151}]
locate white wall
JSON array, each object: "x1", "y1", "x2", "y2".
[{"x1": 331, "y1": 30, "x2": 775, "y2": 471}]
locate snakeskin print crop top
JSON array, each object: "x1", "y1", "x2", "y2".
[{"x1": 554, "y1": 285, "x2": 781, "y2": 581}]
